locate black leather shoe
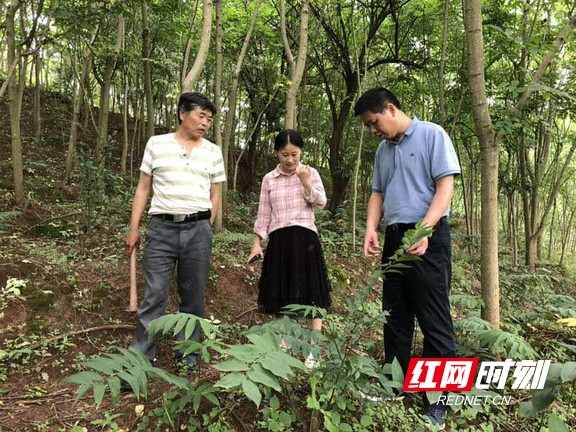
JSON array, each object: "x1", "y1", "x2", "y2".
[{"x1": 119, "y1": 379, "x2": 133, "y2": 393}]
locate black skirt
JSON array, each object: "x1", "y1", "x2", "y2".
[{"x1": 258, "y1": 225, "x2": 332, "y2": 314}]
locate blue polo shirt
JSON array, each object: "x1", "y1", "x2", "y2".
[{"x1": 371, "y1": 117, "x2": 460, "y2": 225}]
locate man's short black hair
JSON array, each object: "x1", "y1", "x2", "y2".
[
  {"x1": 353, "y1": 87, "x2": 402, "y2": 116},
  {"x1": 177, "y1": 92, "x2": 217, "y2": 123}
]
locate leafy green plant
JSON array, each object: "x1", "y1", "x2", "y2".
[
  {"x1": 65, "y1": 347, "x2": 191, "y2": 406},
  {"x1": 451, "y1": 294, "x2": 485, "y2": 311},
  {"x1": 519, "y1": 361, "x2": 576, "y2": 431},
  {"x1": 538, "y1": 295, "x2": 576, "y2": 318},
  {"x1": 65, "y1": 315, "x2": 222, "y2": 429},
  {"x1": 91, "y1": 412, "x2": 122, "y2": 431},
  {"x1": 0, "y1": 210, "x2": 21, "y2": 231},
  {"x1": 214, "y1": 330, "x2": 305, "y2": 406},
  {"x1": 64, "y1": 224, "x2": 447, "y2": 430},
  {"x1": 0, "y1": 277, "x2": 26, "y2": 311},
  {"x1": 456, "y1": 316, "x2": 538, "y2": 359},
  {"x1": 149, "y1": 313, "x2": 224, "y2": 363},
  {"x1": 259, "y1": 394, "x2": 298, "y2": 431}
]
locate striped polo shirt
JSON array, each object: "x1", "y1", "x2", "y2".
[{"x1": 140, "y1": 133, "x2": 226, "y2": 215}]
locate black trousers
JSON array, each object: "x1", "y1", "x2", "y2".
[{"x1": 381, "y1": 217, "x2": 456, "y2": 375}]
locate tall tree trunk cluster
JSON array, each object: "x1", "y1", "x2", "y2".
[{"x1": 4, "y1": 0, "x2": 576, "y2": 323}]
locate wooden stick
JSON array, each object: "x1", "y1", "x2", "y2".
[{"x1": 129, "y1": 249, "x2": 138, "y2": 312}]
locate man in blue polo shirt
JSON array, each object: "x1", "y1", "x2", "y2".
[{"x1": 354, "y1": 87, "x2": 460, "y2": 429}]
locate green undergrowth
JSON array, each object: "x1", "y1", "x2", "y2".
[{"x1": 62, "y1": 224, "x2": 576, "y2": 431}]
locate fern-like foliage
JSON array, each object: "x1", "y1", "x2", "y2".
[
  {"x1": 381, "y1": 223, "x2": 433, "y2": 276},
  {"x1": 537, "y1": 294, "x2": 576, "y2": 318},
  {"x1": 64, "y1": 347, "x2": 191, "y2": 406},
  {"x1": 450, "y1": 294, "x2": 484, "y2": 311},
  {"x1": 148, "y1": 313, "x2": 224, "y2": 362},
  {"x1": 455, "y1": 316, "x2": 538, "y2": 360},
  {"x1": 65, "y1": 314, "x2": 222, "y2": 410}
]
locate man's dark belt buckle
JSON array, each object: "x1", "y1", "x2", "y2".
[{"x1": 157, "y1": 210, "x2": 211, "y2": 223}]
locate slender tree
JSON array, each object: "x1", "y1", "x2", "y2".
[
  {"x1": 222, "y1": 0, "x2": 264, "y2": 184},
  {"x1": 463, "y1": 0, "x2": 500, "y2": 327},
  {"x1": 280, "y1": 0, "x2": 309, "y2": 129},
  {"x1": 309, "y1": 0, "x2": 421, "y2": 212},
  {"x1": 213, "y1": 0, "x2": 224, "y2": 231},
  {"x1": 95, "y1": 15, "x2": 125, "y2": 162},
  {"x1": 513, "y1": 13, "x2": 576, "y2": 268},
  {"x1": 32, "y1": 51, "x2": 42, "y2": 140},
  {"x1": 141, "y1": 0, "x2": 154, "y2": 139},
  {"x1": 181, "y1": 0, "x2": 201, "y2": 89},
  {"x1": 182, "y1": 0, "x2": 212, "y2": 92},
  {"x1": 65, "y1": 29, "x2": 98, "y2": 182}
]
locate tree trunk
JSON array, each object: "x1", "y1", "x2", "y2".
[
  {"x1": 233, "y1": 92, "x2": 276, "y2": 190},
  {"x1": 139, "y1": 92, "x2": 146, "y2": 151},
  {"x1": 222, "y1": 0, "x2": 263, "y2": 187},
  {"x1": 130, "y1": 97, "x2": 142, "y2": 185},
  {"x1": 81, "y1": 75, "x2": 93, "y2": 137},
  {"x1": 327, "y1": 87, "x2": 356, "y2": 213},
  {"x1": 182, "y1": 0, "x2": 213, "y2": 92},
  {"x1": 510, "y1": 193, "x2": 519, "y2": 266},
  {"x1": 279, "y1": 0, "x2": 295, "y2": 77},
  {"x1": 6, "y1": 1, "x2": 25, "y2": 204},
  {"x1": 513, "y1": 14, "x2": 576, "y2": 268},
  {"x1": 121, "y1": 66, "x2": 130, "y2": 174},
  {"x1": 212, "y1": 0, "x2": 224, "y2": 231},
  {"x1": 33, "y1": 51, "x2": 42, "y2": 140},
  {"x1": 282, "y1": 0, "x2": 309, "y2": 129},
  {"x1": 437, "y1": 0, "x2": 450, "y2": 126},
  {"x1": 180, "y1": 0, "x2": 201, "y2": 90},
  {"x1": 65, "y1": 34, "x2": 96, "y2": 182},
  {"x1": 559, "y1": 205, "x2": 576, "y2": 267},
  {"x1": 141, "y1": 1, "x2": 154, "y2": 138},
  {"x1": 0, "y1": 55, "x2": 19, "y2": 99},
  {"x1": 547, "y1": 198, "x2": 556, "y2": 260},
  {"x1": 95, "y1": 16, "x2": 125, "y2": 163},
  {"x1": 463, "y1": 0, "x2": 500, "y2": 327}
]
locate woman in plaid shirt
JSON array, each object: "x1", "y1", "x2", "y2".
[{"x1": 248, "y1": 130, "x2": 332, "y2": 367}]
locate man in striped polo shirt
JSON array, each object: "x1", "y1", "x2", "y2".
[{"x1": 125, "y1": 92, "x2": 226, "y2": 372}]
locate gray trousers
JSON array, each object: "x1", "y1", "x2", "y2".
[{"x1": 130, "y1": 216, "x2": 213, "y2": 361}]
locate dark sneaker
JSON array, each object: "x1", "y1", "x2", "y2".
[
  {"x1": 426, "y1": 403, "x2": 447, "y2": 430},
  {"x1": 175, "y1": 355, "x2": 198, "y2": 375},
  {"x1": 357, "y1": 381, "x2": 405, "y2": 403},
  {"x1": 119, "y1": 379, "x2": 132, "y2": 393}
]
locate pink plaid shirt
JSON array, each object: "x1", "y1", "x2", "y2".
[{"x1": 254, "y1": 164, "x2": 327, "y2": 239}]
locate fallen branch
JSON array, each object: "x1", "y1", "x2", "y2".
[
  {"x1": 22, "y1": 211, "x2": 83, "y2": 234},
  {"x1": 0, "y1": 389, "x2": 69, "y2": 402},
  {"x1": 24, "y1": 324, "x2": 134, "y2": 351},
  {"x1": 234, "y1": 306, "x2": 258, "y2": 320}
]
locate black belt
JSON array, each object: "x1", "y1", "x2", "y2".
[
  {"x1": 386, "y1": 216, "x2": 446, "y2": 232},
  {"x1": 154, "y1": 210, "x2": 211, "y2": 223}
]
